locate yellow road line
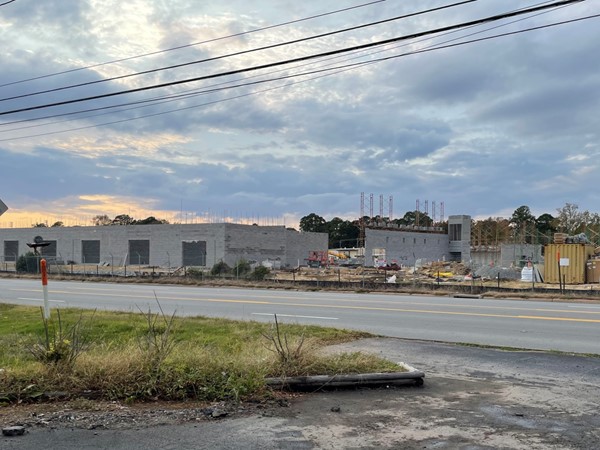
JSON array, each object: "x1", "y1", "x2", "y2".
[
  {"x1": 8, "y1": 289, "x2": 600, "y2": 323},
  {"x1": 9, "y1": 287, "x2": 600, "y2": 316}
]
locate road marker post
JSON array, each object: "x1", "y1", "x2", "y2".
[{"x1": 41, "y1": 258, "x2": 50, "y2": 319}]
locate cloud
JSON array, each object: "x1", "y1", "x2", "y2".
[{"x1": 1, "y1": 0, "x2": 600, "y2": 229}]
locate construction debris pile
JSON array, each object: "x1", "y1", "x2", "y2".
[{"x1": 272, "y1": 259, "x2": 528, "y2": 284}]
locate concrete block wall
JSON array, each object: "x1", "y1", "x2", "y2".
[
  {"x1": 0, "y1": 223, "x2": 327, "y2": 269},
  {"x1": 285, "y1": 229, "x2": 329, "y2": 268},
  {"x1": 500, "y1": 244, "x2": 543, "y2": 267},
  {"x1": 151, "y1": 224, "x2": 225, "y2": 268},
  {"x1": 222, "y1": 224, "x2": 286, "y2": 267},
  {"x1": 222, "y1": 225, "x2": 327, "y2": 268},
  {"x1": 448, "y1": 215, "x2": 472, "y2": 263},
  {"x1": 364, "y1": 228, "x2": 450, "y2": 267}
]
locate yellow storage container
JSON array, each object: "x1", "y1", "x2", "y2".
[
  {"x1": 544, "y1": 244, "x2": 596, "y2": 284},
  {"x1": 586, "y1": 259, "x2": 600, "y2": 284}
]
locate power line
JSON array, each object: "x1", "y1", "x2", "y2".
[
  {"x1": 0, "y1": 0, "x2": 587, "y2": 117},
  {"x1": 0, "y1": 0, "x2": 17, "y2": 6},
  {"x1": 0, "y1": 0, "x2": 476, "y2": 103},
  {"x1": 0, "y1": 0, "x2": 387, "y2": 89},
  {"x1": 2, "y1": 11, "x2": 597, "y2": 143},
  {"x1": 0, "y1": 2, "x2": 569, "y2": 131}
]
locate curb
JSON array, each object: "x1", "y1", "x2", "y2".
[
  {"x1": 265, "y1": 363, "x2": 425, "y2": 390},
  {"x1": 452, "y1": 293, "x2": 482, "y2": 299}
]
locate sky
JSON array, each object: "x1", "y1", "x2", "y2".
[{"x1": 0, "y1": 0, "x2": 599, "y2": 228}]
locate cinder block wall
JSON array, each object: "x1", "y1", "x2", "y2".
[
  {"x1": 448, "y1": 215, "x2": 472, "y2": 263},
  {"x1": 223, "y1": 224, "x2": 286, "y2": 267},
  {"x1": 0, "y1": 223, "x2": 327, "y2": 269},
  {"x1": 285, "y1": 229, "x2": 329, "y2": 268},
  {"x1": 364, "y1": 228, "x2": 450, "y2": 267},
  {"x1": 221, "y1": 225, "x2": 327, "y2": 268}
]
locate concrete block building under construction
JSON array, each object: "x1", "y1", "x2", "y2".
[
  {"x1": 0, "y1": 216, "x2": 471, "y2": 270},
  {"x1": 0, "y1": 223, "x2": 327, "y2": 269},
  {"x1": 363, "y1": 215, "x2": 471, "y2": 267}
]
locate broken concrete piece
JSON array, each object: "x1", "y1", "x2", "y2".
[{"x1": 2, "y1": 426, "x2": 26, "y2": 436}]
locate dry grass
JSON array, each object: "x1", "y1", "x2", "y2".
[{"x1": 0, "y1": 304, "x2": 395, "y2": 403}]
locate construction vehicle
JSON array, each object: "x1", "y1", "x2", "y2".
[{"x1": 306, "y1": 250, "x2": 331, "y2": 268}]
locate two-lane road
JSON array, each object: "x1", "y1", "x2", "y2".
[{"x1": 1, "y1": 278, "x2": 599, "y2": 354}]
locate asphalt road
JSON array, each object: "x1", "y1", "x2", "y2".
[{"x1": 1, "y1": 278, "x2": 599, "y2": 354}]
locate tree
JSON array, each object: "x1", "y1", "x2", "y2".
[
  {"x1": 535, "y1": 213, "x2": 557, "y2": 244},
  {"x1": 327, "y1": 217, "x2": 359, "y2": 248},
  {"x1": 471, "y1": 217, "x2": 511, "y2": 247},
  {"x1": 32, "y1": 222, "x2": 47, "y2": 227},
  {"x1": 510, "y1": 205, "x2": 536, "y2": 243},
  {"x1": 92, "y1": 214, "x2": 112, "y2": 226},
  {"x1": 395, "y1": 211, "x2": 433, "y2": 227},
  {"x1": 556, "y1": 203, "x2": 585, "y2": 235},
  {"x1": 51, "y1": 221, "x2": 64, "y2": 227},
  {"x1": 299, "y1": 213, "x2": 327, "y2": 233},
  {"x1": 111, "y1": 214, "x2": 135, "y2": 226},
  {"x1": 135, "y1": 216, "x2": 169, "y2": 225}
]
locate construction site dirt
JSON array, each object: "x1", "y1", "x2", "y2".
[{"x1": 4, "y1": 260, "x2": 600, "y2": 301}]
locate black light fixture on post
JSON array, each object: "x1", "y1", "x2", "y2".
[{"x1": 26, "y1": 235, "x2": 51, "y2": 255}]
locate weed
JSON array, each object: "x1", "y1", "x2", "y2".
[
  {"x1": 27, "y1": 308, "x2": 94, "y2": 369},
  {"x1": 0, "y1": 305, "x2": 395, "y2": 403},
  {"x1": 137, "y1": 295, "x2": 178, "y2": 374},
  {"x1": 262, "y1": 314, "x2": 308, "y2": 375}
]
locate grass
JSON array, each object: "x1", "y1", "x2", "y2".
[{"x1": 0, "y1": 303, "x2": 400, "y2": 404}]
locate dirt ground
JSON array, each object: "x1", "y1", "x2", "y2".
[{"x1": 2, "y1": 338, "x2": 599, "y2": 449}]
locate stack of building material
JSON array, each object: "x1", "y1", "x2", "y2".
[{"x1": 554, "y1": 233, "x2": 567, "y2": 244}]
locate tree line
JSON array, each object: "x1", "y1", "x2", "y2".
[
  {"x1": 299, "y1": 210, "x2": 438, "y2": 248},
  {"x1": 300, "y1": 203, "x2": 600, "y2": 248},
  {"x1": 32, "y1": 214, "x2": 169, "y2": 227}
]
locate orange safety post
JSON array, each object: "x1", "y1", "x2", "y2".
[{"x1": 41, "y1": 258, "x2": 50, "y2": 319}]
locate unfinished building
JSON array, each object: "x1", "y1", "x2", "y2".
[
  {"x1": 0, "y1": 223, "x2": 327, "y2": 269},
  {"x1": 363, "y1": 215, "x2": 471, "y2": 267}
]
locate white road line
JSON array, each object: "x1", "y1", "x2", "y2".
[
  {"x1": 251, "y1": 313, "x2": 338, "y2": 320},
  {"x1": 18, "y1": 297, "x2": 66, "y2": 303},
  {"x1": 568, "y1": 305, "x2": 600, "y2": 309}
]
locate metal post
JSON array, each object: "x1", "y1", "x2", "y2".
[
  {"x1": 558, "y1": 260, "x2": 562, "y2": 294},
  {"x1": 41, "y1": 259, "x2": 50, "y2": 319}
]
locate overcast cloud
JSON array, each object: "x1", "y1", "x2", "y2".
[{"x1": 1, "y1": 0, "x2": 599, "y2": 227}]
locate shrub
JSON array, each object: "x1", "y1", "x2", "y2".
[
  {"x1": 210, "y1": 261, "x2": 231, "y2": 276},
  {"x1": 233, "y1": 259, "x2": 252, "y2": 277},
  {"x1": 16, "y1": 252, "x2": 39, "y2": 274},
  {"x1": 186, "y1": 267, "x2": 205, "y2": 280},
  {"x1": 249, "y1": 266, "x2": 270, "y2": 281}
]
